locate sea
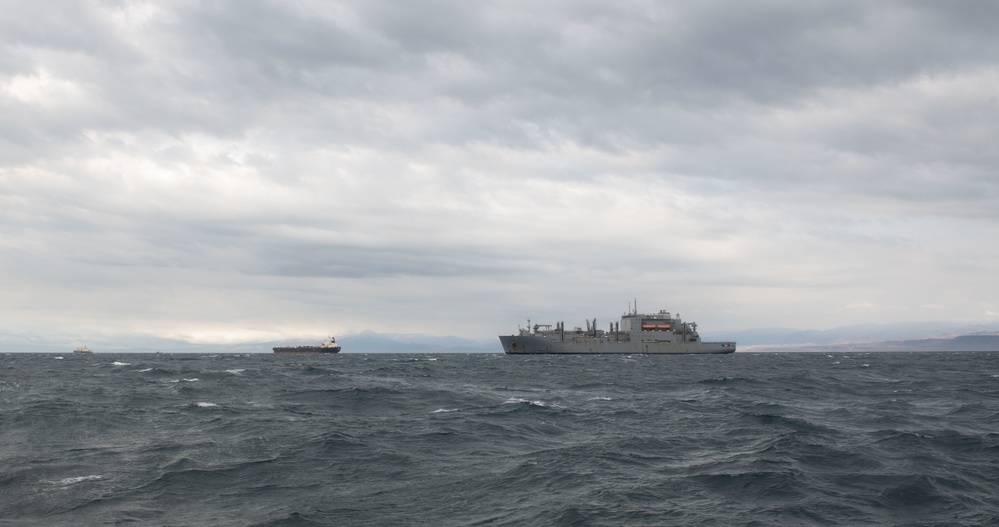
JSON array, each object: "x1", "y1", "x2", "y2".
[{"x1": 1, "y1": 351, "x2": 997, "y2": 527}]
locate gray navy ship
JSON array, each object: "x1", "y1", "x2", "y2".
[
  {"x1": 499, "y1": 304, "x2": 735, "y2": 354},
  {"x1": 273, "y1": 336, "x2": 341, "y2": 354}
]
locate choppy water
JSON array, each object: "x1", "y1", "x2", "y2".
[{"x1": 1, "y1": 352, "x2": 998, "y2": 526}]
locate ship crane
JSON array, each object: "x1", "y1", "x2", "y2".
[{"x1": 499, "y1": 301, "x2": 735, "y2": 354}]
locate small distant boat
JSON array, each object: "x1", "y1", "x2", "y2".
[
  {"x1": 273, "y1": 336, "x2": 341, "y2": 354},
  {"x1": 73, "y1": 346, "x2": 93, "y2": 354}
]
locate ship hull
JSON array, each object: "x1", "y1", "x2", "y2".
[
  {"x1": 499, "y1": 335, "x2": 735, "y2": 354},
  {"x1": 273, "y1": 347, "x2": 341, "y2": 354}
]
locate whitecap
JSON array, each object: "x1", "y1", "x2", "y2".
[
  {"x1": 503, "y1": 397, "x2": 561, "y2": 408},
  {"x1": 195, "y1": 402, "x2": 218, "y2": 408},
  {"x1": 182, "y1": 378, "x2": 199, "y2": 382},
  {"x1": 432, "y1": 408, "x2": 459, "y2": 413},
  {"x1": 862, "y1": 364, "x2": 870, "y2": 367},
  {"x1": 54, "y1": 356, "x2": 64, "y2": 360},
  {"x1": 112, "y1": 362, "x2": 131, "y2": 366},
  {"x1": 137, "y1": 368, "x2": 153, "y2": 372},
  {"x1": 224, "y1": 369, "x2": 245, "y2": 374},
  {"x1": 588, "y1": 396, "x2": 613, "y2": 401},
  {"x1": 55, "y1": 475, "x2": 103, "y2": 485}
]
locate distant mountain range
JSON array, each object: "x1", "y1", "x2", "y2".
[
  {"x1": 713, "y1": 321, "x2": 999, "y2": 352},
  {"x1": 739, "y1": 334, "x2": 999, "y2": 353},
  {"x1": 332, "y1": 331, "x2": 496, "y2": 353},
  {"x1": 0, "y1": 330, "x2": 496, "y2": 354},
  {"x1": 712, "y1": 322, "x2": 999, "y2": 346},
  {"x1": 2, "y1": 322, "x2": 998, "y2": 353}
]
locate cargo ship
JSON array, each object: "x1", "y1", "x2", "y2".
[
  {"x1": 499, "y1": 304, "x2": 735, "y2": 354},
  {"x1": 273, "y1": 336, "x2": 341, "y2": 354},
  {"x1": 73, "y1": 346, "x2": 93, "y2": 354}
]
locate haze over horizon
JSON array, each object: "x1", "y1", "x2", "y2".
[{"x1": 3, "y1": 1, "x2": 999, "y2": 348}]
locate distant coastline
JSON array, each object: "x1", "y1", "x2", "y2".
[
  {"x1": 3, "y1": 329, "x2": 998, "y2": 354},
  {"x1": 741, "y1": 334, "x2": 999, "y2": 353}
]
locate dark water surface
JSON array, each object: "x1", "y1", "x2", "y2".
[{"x1": 2, "y1": 352, "x2": 997, "y2": 526}]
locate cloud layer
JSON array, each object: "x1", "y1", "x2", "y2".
[{"x1": 3, "y1": 1, "x2": 998, "y2": 344}]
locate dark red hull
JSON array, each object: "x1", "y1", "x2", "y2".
[{"x1": 273, "y1": 346, "x2": 341, "y2": 354}]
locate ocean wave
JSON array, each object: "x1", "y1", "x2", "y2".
[
  {"x1": 50, "y1": 474, "x2": 104, "y2": 486},
  {"x1": 698, "y1": 375, "x2": 761, "y2": 386},
  {"x1": 502, "y1": 397, "x2": 564, "y2": 409},
  {"x1": 3, "y1": 351, "x2": 997, "y2": 527}
]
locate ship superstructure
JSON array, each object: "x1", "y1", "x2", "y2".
[{"x1": 499, "y1": 304, "x2": 735, "y2": 354}]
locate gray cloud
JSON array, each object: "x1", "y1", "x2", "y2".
[{"x1": 2, "y1": 0, "x2": 998, "y2": 345}]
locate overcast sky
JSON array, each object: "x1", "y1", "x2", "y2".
[{"x1": 2, "y1": 1, "x2": 998, "y2": 345}]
